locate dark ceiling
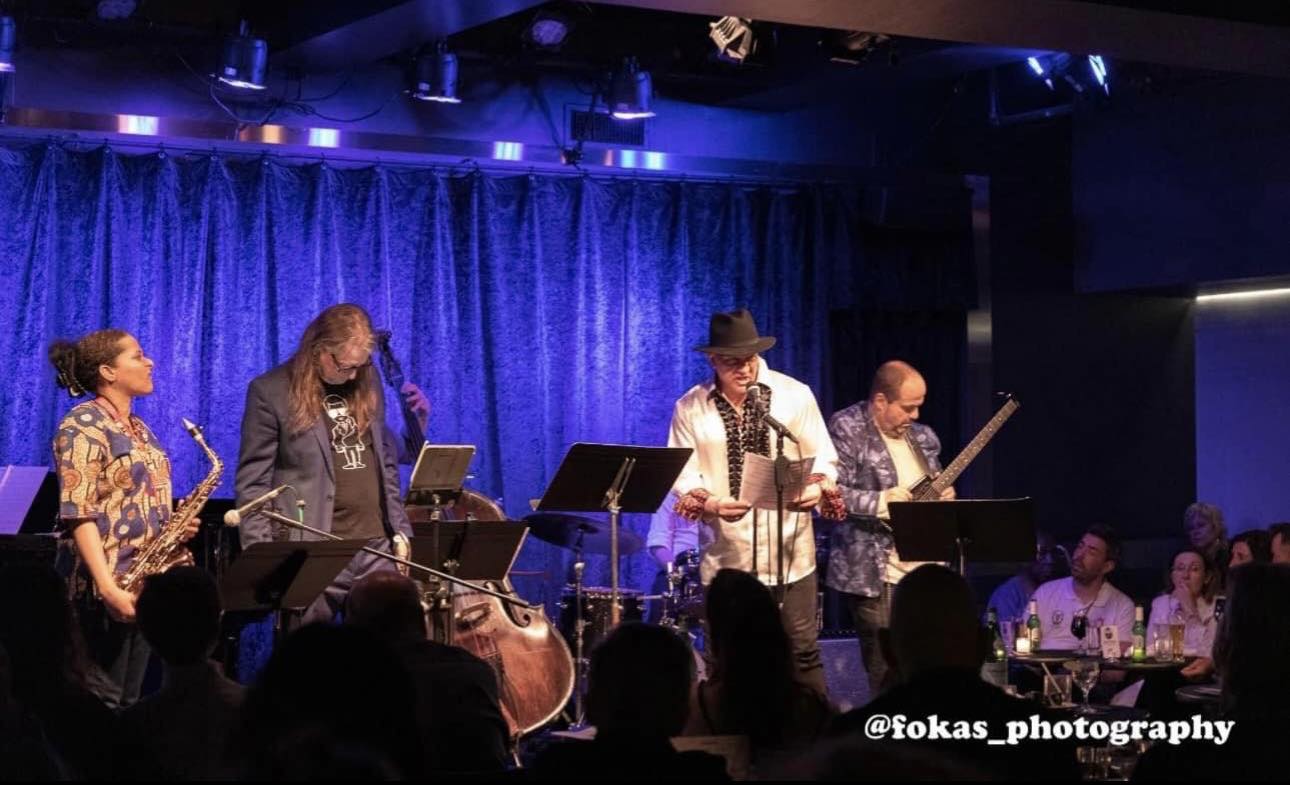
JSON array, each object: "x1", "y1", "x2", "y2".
[{"x1": 3, "y1": 0, "x2": 1287, "y2": 112}]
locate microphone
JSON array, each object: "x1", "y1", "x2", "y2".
[
  {"x1": 223, "y1": 484, "x2": 292, "y2": 527},
  {"x1": 745, "y1": 384, "x2": 799, "y2": 444}
]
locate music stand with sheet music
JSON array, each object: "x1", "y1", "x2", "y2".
[
  {"x1": 537, "y1": 443, "x2": 692, "y2": 623},
  {"x1": 219, "y1": 539, "x2": 365, "y2": 641},
  {"x1": 888, "y1": 498, "x2": 1036, "y2": 577},
  {"x1": 406, "y1": 444, "x2": 476, "y2": 507}
]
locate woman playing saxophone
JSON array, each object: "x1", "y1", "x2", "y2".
[{"x1": 49, "y1": 329, "x2": 197, "y2": 708}]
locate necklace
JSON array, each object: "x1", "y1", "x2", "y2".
[{"x1": 94, "y1": 396, "x2": 143, "y2": 444}]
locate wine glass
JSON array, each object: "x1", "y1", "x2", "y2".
[
  {"x1": 1069, "y1": 659, "x2": 1102, "y2": 714},
  {"x1": 1070, "y1": 612, "x2": 1088, "y2": 654}
]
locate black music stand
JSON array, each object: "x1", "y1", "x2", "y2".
[
  {"x1": 219, "y1": 540, "x2": 365, "y2": 642},
  {"x1": 537, "y1": 444, "x2": 692, "y2": 619},
  {"x1": 888, "y1": 498, "x2": 1036, "y2": 577},
  {"x1": 409, "y1": 520, "x2": 528, "y2": 581}
]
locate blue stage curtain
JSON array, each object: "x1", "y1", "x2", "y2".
[{"x1": 0, "y1": 142, "x2": 892, "y2": 610}]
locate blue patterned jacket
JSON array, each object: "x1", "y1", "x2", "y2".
[{"x1": 825, "y1": 400, "x2": 943, "y2": 597}]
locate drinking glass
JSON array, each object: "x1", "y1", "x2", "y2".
[{"x1": 1069, "y1": 659, "x2": 1102, "y2": 714}]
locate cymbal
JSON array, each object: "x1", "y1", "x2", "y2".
[{"x1": 523, "y1": 513, "x2": 643, "y2": 557}]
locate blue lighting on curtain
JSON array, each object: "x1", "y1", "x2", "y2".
[
  {"x1": 491, "y1": 142, "x2": 524, "y2": 161},
  {"x1": 0, "y1": 143, "x2": 877, "y2": 616},
  {"x1": 307, "y1": 128, "x2": 340, "y2": 148}
]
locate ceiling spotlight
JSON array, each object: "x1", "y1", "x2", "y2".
[
  {"x1": 827, "y1": 30, "x2": 891, "y2": 66},
  {"x1": 215, "y1": 21, "x2": 268, "y2": 90},
  {"x1": 609, "y1": 57, "x2": 654, "y2": 120},
  {"x1": 1088, "y1": 54, "x2": 1109, "y2": 94},
  {"x1": 0, "y1": 16, "x2": 16, "y2": 73},
  {"x1": 709, "y1": 16, "x2": 755, "y2": 63},
  {"x1": 96, "y1": 0, "x2": 138, "y2": 20},
  {"x1": 412, "y1": 42, "x2": 461, "y2": 104},
  {"x1": 525, "y1": 10, "x2": 571, "y2": 49}
]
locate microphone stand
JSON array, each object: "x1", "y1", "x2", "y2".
[
  {"x1": 247, "y1": 507, "x2": 533, "y2": 610},
  {"x1": 749, "y1": 389, "x2": 799, "y2": 607}
]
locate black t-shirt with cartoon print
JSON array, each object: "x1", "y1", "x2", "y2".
[{"x1": 322, "y1": 387, "x2": 385, "y2": 540}]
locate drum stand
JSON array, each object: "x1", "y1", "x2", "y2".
[{"x1": 568, "y1": 533, "x2": 591, "y2": 730}]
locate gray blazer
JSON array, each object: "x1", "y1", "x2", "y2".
[{"x1": 234, "y1": 363, "x2": 412, "y2": 547}]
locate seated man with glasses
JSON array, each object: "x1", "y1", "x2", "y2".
[{"x1": 234, "y1": 303, "x2": 414, "y2": 624}]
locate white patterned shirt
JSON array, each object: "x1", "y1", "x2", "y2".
[{"x1": 668, "y1": 358, "x2": 839, "y2": 586}]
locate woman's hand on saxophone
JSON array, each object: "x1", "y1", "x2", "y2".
[
  {"x1": 181, "y1": 516, "x2": 202, "y2": 542},
  {"x1": 101, "y1": 584, "x2": 137, "y2": 623}
]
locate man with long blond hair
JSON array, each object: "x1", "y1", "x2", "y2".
[{"x1": 235, "y1": 304, "x2": 413, "y2": 623}]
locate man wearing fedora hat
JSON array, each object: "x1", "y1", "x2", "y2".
[{"x1": 667, "y1": 308, "x2": 845, "y2": 697}]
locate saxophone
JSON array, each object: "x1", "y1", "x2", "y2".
[{"x1": 117, "y1": 418, "x2": 223, "y2": 596}]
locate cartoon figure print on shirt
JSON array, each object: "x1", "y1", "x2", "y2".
[{"x1": 325, "y1": 394, "x2": 366, "y2": 470}]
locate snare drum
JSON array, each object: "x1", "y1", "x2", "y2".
[{"x1": 559, "y1": 587, "x2": 645, "y2": 654}]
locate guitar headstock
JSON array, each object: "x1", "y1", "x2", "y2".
[{"x1": 374, "y1": 330, "x2": 406, "y2": 390}]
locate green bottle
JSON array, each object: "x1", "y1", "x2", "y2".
[
  {"x1": 1026, "y1": 599, "x2": 1042, "y2": 650},
  {"x1": 987, "y1": 607, "x2": 1007, "y2": 662},
  {"x1": 1132, "y1": 605, "x2": 1147, "y2": 661}
]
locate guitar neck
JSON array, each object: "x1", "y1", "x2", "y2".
[{"x1": 931, "y1": 399, "x2": 1020, "y2": 492}]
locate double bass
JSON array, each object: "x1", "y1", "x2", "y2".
[{"x1": 375, "y1": 332, "x2": 575, "y2": 740}]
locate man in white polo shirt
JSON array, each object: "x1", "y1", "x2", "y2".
[{"x1": 1028, "y1": 524, "x2": 1135, "y2": 650}]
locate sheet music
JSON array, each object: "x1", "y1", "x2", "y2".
[{"x1": 738, "y1": 452, "x2": 814, "y2": 510}]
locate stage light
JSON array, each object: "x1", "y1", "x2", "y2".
[
  {"x1": 412, "y1": 42, "x2": 461, "y2": 104},
  {"x1": 1088, "y1": 55, "x2": 1109, "y2": 94},
  {"x1": 1196, "y1": 287, "x2": 1290, "y2": 304},
  {"x1": 215, "y1": 21, "x2": 268, "y2": 90},
  {"x1": 826, "y1": 30, "x2": 891, "y2": 66},
  {"x1": 96, "y1": 0, "x2": 137, "y2": 20},
  {"x1": 1027, "y1": 56, "x2": 1045, "y2": 76},
  {"x1": 609, "y1": 58, "x2": 654, "y2": 120},
  {"x1": 709, "y1": 16, "x2": 754, "y2": 63},
  {"x1": 526, "y1": 11, "x2": 570, "y2": 48},
  {"x1": 0, "y1": 16, "x2": 16, "y2": 73}
]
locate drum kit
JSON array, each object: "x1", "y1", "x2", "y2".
[{"x1": 522, "y1": 510, "x2": 709, "y2": 723}]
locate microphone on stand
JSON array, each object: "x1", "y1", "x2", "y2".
[
  {"x1": 745, "y1": 384, "x2": 799, "y2": 444},
  {"x1": 223, "y1": 484, "x2": 293, "y2": 527}
]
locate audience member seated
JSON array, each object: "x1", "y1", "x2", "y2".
[
  {"x1": 830, "y1": 564, "x2": 1079, "y2": 781},
  {"x1": 231, "y1": 622, "x2": 422, "y2": 780},
  {"x1": 1227, "y1": 530, "x2": 1271, "y2": 571},
  {"x1": 0, "y1": 642, "x2": 66, "y2": 779},
  {"x1": 1029, "y1": 525, "x2": 1135, "y2": 650},
  {"x1": 1133, "y1": 563, "x2": 1290, "y2": 781},
  {"x1": 1269, "y1": 522, "x2": 1290, "y2": 565},
  {"x1": 682, "y1": 568, "x2": 832, "y2": 767},
  {"x1": 1148, "y1": 550, "x2": 1216, "y2": 680},
  {"x1": 119, "y1": 566, "x2": 245, "y2": 780},
  {"x1": 1183, "y1": 502, "x2": 1229, "y2": 594},
  {"x1": 986, "y1": 531, "x2": 1064, "y2": 624},
  {"x1": 345, "y1": 572, "x2": 509, "y2": 775},
  {"x1": 531, "y1": 622, "x2": 729, "y2": 781},
  {"x1": 0, "y1": 563, "x2": 122, "y2": 779}
]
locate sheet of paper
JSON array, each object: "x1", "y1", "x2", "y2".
[{"x1": 737, "y1": 452, "x2": 814, "y2": 510}]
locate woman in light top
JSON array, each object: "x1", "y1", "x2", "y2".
[{"x1": 1149, "y1": 549, "x2": 1216, "y2": 679}]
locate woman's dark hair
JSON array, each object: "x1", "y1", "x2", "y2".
[
  {"x1": 1213, "y1": 563, "x2": 1290, "y2": 718},
  {"x1": 705, "y1": 568, "x2": 798, "y2": 748},
  {"x1": 48, "y1": 329, "x2": 128, "y2": 398},
  {"x1": 1230, "y1": 530, "x2": 1272, "y2": 565}
]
